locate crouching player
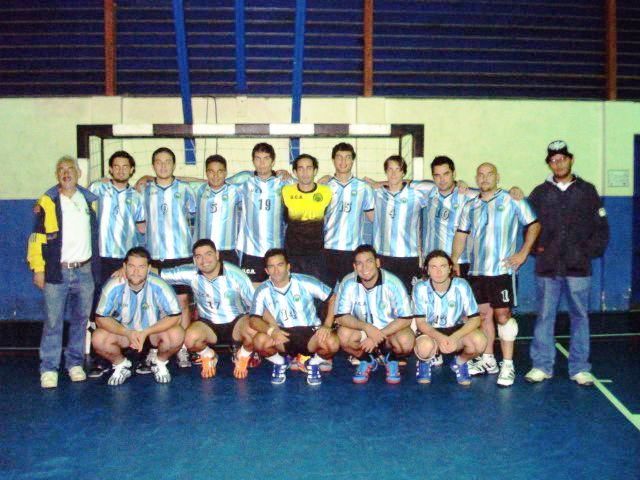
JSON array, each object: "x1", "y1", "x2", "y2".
[
  {"x1": 161, "y1": 239, "x2": 257, "y2": 379},
  {"x1": 412, "y1": 250, "x2": 487, "y2": 385},
  {"x1": 92, "y1": 247, "x2": 185, "y2": 385},
  {"x1": 335, "y1": 245, "x2": 415, "y2": 384},
  {"x1": 250, "y1": 249, "x2": 339, "y2": 386}
]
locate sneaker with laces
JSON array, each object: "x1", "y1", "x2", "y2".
[
  {"x1": 305, "y1": 360, "x2": 322, "y2": 386},
  {"x1": 200, "y1": 353, "x2": 218, "y2": 379},
  {"x1": 271, "y1": 360, "x2": 289, "y2": 385},
  {"x1": 483, "y1": 355, "x2": 499, "y2": 374},
  {"x1": 152, "y1": 360, "x2": 172, "y2": 384},
  {"x1": 385, "y1": 356, "x2": 401, "y2": 384},
  {"x1": 290, "y1": 354, "x2": 310, "y2": 372},
  {"x1": 570, "y1": 371, "x2": 595, "y2": 386},
  {"x1": 68, "y1": 366, "x2": 87, "y2": 382},
  {"x1": 176, "y1": 346, "x2": 191, "y2": 368},
  {"x1": 468, "y1": 356, "x2": 485, "y2": 376},
  {"x1": 497, "y1": 361, "x2": 516, "y2": 387},
  {"x1": 319, "y1": 358, "x2": 333, "y2": 372},
  {"x1": 233, "y1": 354, "x2": 250, "y2": 379},
  {"x1": 430, "y1": 354, "x2": 443, "y2": 367},
  {"x1": 108, "y1": 359, "x2": 132, "y2": 386},
  {"x1": 416, "y1": 360, "x2": 432, "y2": 384},
  {"x1": 88, "y1": 362, "x2": 109, "y2": 379},
  {"x1": 136, "y1": 348, "x2": 157, "y2": 375},
  {"x1": 450, "y1": 359, "x2": 471, "y2": 386},
  {"x1": 352, "y1": 357, "x2": 378, "y2": 384},
  {"x1": 524, "y1": 368, "x2": 552, "y2": 383},
  {"x1": 40, "y1": 371, "x2": 58, "y2": 389}
]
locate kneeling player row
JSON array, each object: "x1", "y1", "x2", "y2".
[{"x1": 93, "y1": 242, "x2": 515, "y2": 387}]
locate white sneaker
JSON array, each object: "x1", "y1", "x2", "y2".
[
  {"x1": 136, "y1": 348, "x2": 157, "y2": 374},
  {"x1": 524, "y1": 368, "x2": 552, "y2": 383},
  {"x1": 468, "y1": 356, "x2": 485, "y2": 376},
  {"x1": 430, "y1": 354, "x2": 443, "y2": 367},
  {"x1": 41, "y1": 371, "x2": 58, "y2": 389},
  {"x1": 68, "y1": 366, "x2": 87, "y2": 382},
  {"x1": 571, "y1": 371, "x2": 595, "y2": 386},
  {"x1": 176, "y1": 346, "x2": 191, "y2": 368},
  {"x1": 497, "y1": 361, "x2": 516, "y2": 387},
  {"x1": 108, "y1": 359, "x2": 133, "y2": 386},
  {"x1": 482, "y1": 355, "x2": 499, "y2": 374},
  {"x1": 152, "y1": 360, "x2": 172, "y2": 384},
  {"x1": 348, "y1": 355, "x2": 360, "y2": 366}
]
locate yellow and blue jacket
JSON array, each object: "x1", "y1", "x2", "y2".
[{"x1": 27, "y1": 185, "x2": 100, "y2": 284}]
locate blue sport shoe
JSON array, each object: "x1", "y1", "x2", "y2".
[
  {"x1": 416, "y1": 359, "x2": 432, "y2": 384},
  {"x1": 352, "y1": 356, "x2": 378, "y2": 384},
  {"x1": 271, "y1": 360, "x2": 289, "y2": 385},
  {"x1": 385, "y1": 353, "x2": 401, "y2": 384},
  {"x1": 305, "y1": 360, "x2": 322, "y2": 386},
  {"x1": 450, "y1": 358, "x2": 471, "y2": 386}
]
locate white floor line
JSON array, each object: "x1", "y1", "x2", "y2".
[{"x1": 555, "y1": 342, "x2": 640, "y2": 432}]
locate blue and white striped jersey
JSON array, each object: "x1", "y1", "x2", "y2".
[
  {"x1": 323, "y1": 176, "x2": 375, "y2": 251},
  {"x1": 457, "y1": 189, "x2": 537, "y2": 276},
  {"x1": 194, "y1": 182, "x2": 241, "y2": 251},
  {"x1": 420, "y1": 187, "x2": 477, "y2": 263},
  {"x1": 96, "y1": 274, "x2": 181, "y2": 331},
  {"x1": 143, "y1": 179, "x2": 196, "y2": 261},
  {"x1": 251, "y1": 273, "x2": 332, "y2": 328},
  {"x1": 231, "y1": 172, "x2": 293, "y2": 257},
  {"x1": 372, "y1": 184, "x2": 428, "y2": 257},
  {"x1": 161, "y1": 262, "x2": 254, "y2": 324},
  {"x1": 89, "y1": 181, "x2": 145, "y2": 259},
  {"x1": 412, "y1": 277, "x2": 479, "y2": 329},
  {"x1": 335, "y1": 269, "x2": 413, "y2": 329}
]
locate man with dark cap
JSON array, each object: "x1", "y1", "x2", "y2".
[{"x1": 525, "y1": 140, "x2": 609, "y2": 386}]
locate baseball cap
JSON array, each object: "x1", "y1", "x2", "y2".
[{"x1": 546, "y1": 140, "x2": 573, "y2": 162}]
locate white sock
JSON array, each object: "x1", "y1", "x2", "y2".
[
  {"x1": 238, "y1": 346, "x2": 252, "y2": 358},
  {"x1": 308, "y1": 354, "x2": 323, "y2": 366},
  {"x1": 199, "y1": 346, "x2": 215, "y2": 358},
  {"x1": 267, "y1": 353, "x2": 285, "y2": 365},
  {"x1": 482, "y1": 353, "x2": 495, "y2": 360},
  {"x1": 502, "y1": 359, "x2": 514, "y2": 366}
]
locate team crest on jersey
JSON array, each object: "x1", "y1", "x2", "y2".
[
  {"x1": 141, "y1": 303, "x2": 149, "y2": 310},
  {"x1": 448, "y1": 301, "x2": 455, "y2": 308},
  {"x1": 401, "y1": 198, "x2": 408, "y2": 204},
  {"x1": 313, "y1": 193, "x2": 323, "y2": 202},
  {"x1": 497, "y1": 205, "x2": 505, "y2": 211},
  {"x1": 125, "y1": 198, "x2": 132, "y2": 204},
  {"x1": 174, "y1": 192, "x2": 181, "y2": 199},
  {"x1": 222, "y1": 194, "x2": 228, "y2": 201},
  {"x1": 351, "y1": 190, "x2": 357, "y2": 196},
  {"x1": 452, "y1": 203, "x2": 459, "y2": 209},
  {"x1": 250, "y1": 186, "x2": 262, "y2": 194},
  {"x1": 293, "y1": 294, "x2": 301, "y2": 302}
]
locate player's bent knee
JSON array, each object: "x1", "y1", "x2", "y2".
[{"x1": 497, "y1": 317, "x2": 518, "y2": 341}]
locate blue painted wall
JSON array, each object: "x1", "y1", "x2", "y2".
[{"x1": 0, "y1": 196, "x2": 632, "y2": 320}]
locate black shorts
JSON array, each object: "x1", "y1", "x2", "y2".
[
  {"x1": 218, "y1": 250, "x2": 239, "y2": 266},
  {"x1": 152, "y1": 257, "x2": 193, "y2": 295},
  {"x1": 324, "y1": 249, "x2": 354, "y2": 287},
  {"x1": 378, "y1": 255, "x2": 419, "y2": 292},
  {"x1": 458, "y1": 263, "x2": 470, "y2": 280},
  {"x1": 468, "y1": 274, "x2": 515, "y2": 309},
  {"x1": 282, "y1": 326, "x2": 318, "y2": 356},
  {"x1": 195, "y1": 316, "x2": 241, "y2": 346},
  {"x1": 417, "y1": 324, "x2": 463, "y2": 338},
  {"x1": 240, "y1": 253, "x2": 268, "y2": 283}
]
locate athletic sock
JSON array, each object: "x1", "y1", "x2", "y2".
[
  {"x1": 482, "y1": 353, "x2": 495, "y2": 360},
  {"x1": 266, "y1": 353, "x2": 285, "y2": 365},
  {"x1": 308, "y1": 354, "x2": 323, "y2": 366},
  {"x1": 502, "y1": 359, "x2": 514, "y2": 366},
  {"x1": 237, "y1": 346, "x2": 252, "y2": 358},
  {"x1": 198, "y1": 346, "x2": 215, "y2": 358}
]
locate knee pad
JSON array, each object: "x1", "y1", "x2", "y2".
[{"x1": 497, "y1": 317, "x2": 518, "y2": 341}]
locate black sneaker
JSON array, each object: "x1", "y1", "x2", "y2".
[{"x1": 88, "y1": 363, "x2": 109, "y2": 379}]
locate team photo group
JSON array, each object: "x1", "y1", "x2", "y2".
[{"x1": 27, "y1": 139, "x2": 609, "y2": 390}]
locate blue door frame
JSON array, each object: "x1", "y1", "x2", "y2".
[{"x1": 632, "y1": 134, "x2": 640, "y2": 308}]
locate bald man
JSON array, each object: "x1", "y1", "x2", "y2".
[{"x1": 452, "y1": 163, "x2": 540, "y2": 387}]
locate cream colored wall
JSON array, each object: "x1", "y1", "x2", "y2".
[{"x1": 1, "y1": 96, "x2": 637, "y2": 199}]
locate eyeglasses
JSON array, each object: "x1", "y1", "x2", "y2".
[{"x1": 548, "y1": 156, "x2": 570, "y2": 165}]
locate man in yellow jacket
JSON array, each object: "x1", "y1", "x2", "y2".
[{"x1": 27, "y1": 155, "x2": 100, "y2": 388}]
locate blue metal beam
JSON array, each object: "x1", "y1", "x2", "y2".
[
  {"x1": 290, "y1": 0, "x2": 306, "y2": 162},
  {"x1": 235, "y1": 0, "x2": 247, "y2": 93},
  {"x1": 172, "y1": 0, "x2": 196, "y2": 165}
]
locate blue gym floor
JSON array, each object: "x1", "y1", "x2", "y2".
[{"x1": 1, "y1": 335, "x2": 638, "y2": 480}]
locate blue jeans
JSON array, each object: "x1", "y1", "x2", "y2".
[
  {"x1": 40, "y1": 263, "x2": 95, "y2": 373},
  {"x1": 530, "y1": 276, "x2": 592, "y2": 377}
]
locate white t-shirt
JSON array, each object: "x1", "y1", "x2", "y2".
[{"x1": 60, "y1": 190, "x2": 92, "y2": 263}]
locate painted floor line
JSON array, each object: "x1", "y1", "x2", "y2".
[
  {"x1": 555, "y1": 342, "x2": 640, "y2": 432},
  {"x1": 518, "y1": 332, "x2": 640, "y2": 341}
]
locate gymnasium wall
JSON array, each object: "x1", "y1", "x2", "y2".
[{"x1": 0, "y1": 96, "x2": 637, "y2": 320}]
